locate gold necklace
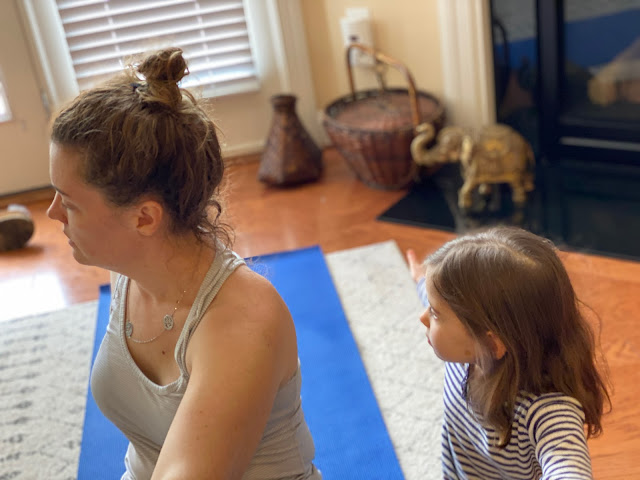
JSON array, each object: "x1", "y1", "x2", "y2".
[{"x1": 125, "y1": 284, "x2": 187, "y2": 344}]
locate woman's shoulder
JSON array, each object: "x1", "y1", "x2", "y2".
[
  {"x1": 198, "y1": 244, "x2": 288, "y2": 320},
  {"x1": 193, "y1": 260, "x2": 295, "y2": 351},
  {"x1": 220, "y1": 263, "x2": 289, "y2": 313},
  {"x1": 187, "y1": 261, "x2": 297, "y2": 384}
]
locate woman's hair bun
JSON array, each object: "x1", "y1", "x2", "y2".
[
  {"x1": 135, "y1": 47, "x2": 188, "y2": 107},
  {"x1": 137, "y1": 47, "x2": 188, "y2": 84}
]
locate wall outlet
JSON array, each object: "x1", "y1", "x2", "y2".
[{"x1": 340, "y1": 8, "x2": 375, "y2": 67}]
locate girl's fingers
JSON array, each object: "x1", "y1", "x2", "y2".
[
  {"x1": 406, "y1": 249, "x2": 423, "y2": 282},
  {"x1": 406, "y1": 249, "x2": 416, "y2": 268}
]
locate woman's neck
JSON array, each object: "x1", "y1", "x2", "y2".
[{"x1": 119, "y1": 233, "x2": 215, "y2": 303}]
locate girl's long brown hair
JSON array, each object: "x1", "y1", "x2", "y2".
[
  {"x1": 426, "y1": 226, "x2": 610, "y2": 447},
  {"x1": 51, "y1": 47, "x2": 232, "y2": 246}
]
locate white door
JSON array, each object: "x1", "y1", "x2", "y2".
[{"x1": 0, "y1": 0, "x2": 51, "y2": 196}]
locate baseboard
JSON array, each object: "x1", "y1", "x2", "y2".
[{"x1": 0, "y1": 186, "x2": 55, "y2": 207}]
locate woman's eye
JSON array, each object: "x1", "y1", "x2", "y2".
[{"x1": 56, "y1": 193, "x2": 70, "y2": 210}]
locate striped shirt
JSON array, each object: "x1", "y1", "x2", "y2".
[
  {"x1": 416, "y1": 279, "x2": 593, "y2": 479},
  {"x1": 442, "y1": 362, "x2": 592, "y2": 479}
]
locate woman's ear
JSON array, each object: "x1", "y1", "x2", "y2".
[
  {"x1": 486, "y1": 331, "x2": 507, "y2": 360},
  {"x1": 132, "y1": 200, "x2": 164, "y2": 236}
]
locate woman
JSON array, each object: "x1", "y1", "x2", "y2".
[{"x1": 47, "y1": 47, "x2": 321, "y2": 480}]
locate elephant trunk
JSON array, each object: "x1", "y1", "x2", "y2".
[
  {"x1": 460, "y1": 136, "x2": 473, "y2": 169},
  {"x1": 411, "y1": 123, "x2": 438, "y2": 167}
]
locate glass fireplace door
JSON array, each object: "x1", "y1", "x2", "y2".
[{"x1": 560, "y1": 1, "x2": 640, "y2": 145}]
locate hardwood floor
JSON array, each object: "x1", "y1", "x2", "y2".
[{"x1": 1, "y1": 148, "x2": 638, "y2": 478}]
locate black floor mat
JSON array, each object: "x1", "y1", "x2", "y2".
[
  {"x1": 377, "y1": 176, "x2": 457, "y2": 232},
  {"x1": 377, "y1": 164, "x2": 640, "y2": 262},
  {"x1": 378, "y1": 164, "x2": 546, "y2": 236}
]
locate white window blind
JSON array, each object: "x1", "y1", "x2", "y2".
[{"x1": 54, "y1": 0, "x2": 259, "y2": 96}]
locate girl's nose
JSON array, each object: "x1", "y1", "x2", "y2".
[{"x1": 419, "y1": 309, "x2": 430, "y2": 328}]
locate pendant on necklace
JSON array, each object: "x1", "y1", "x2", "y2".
[
  {"x1": 163, "y1": 314, "x2": 174, "y2": 331},
  {"x1": 125, "y1": 321, "x2": 133, "y2": 338}
]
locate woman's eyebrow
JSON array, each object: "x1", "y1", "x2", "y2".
[{"x1": 53, "y1": 185, "x2": 71, "y2": 197}]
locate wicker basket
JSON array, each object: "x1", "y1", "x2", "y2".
[{"x1": 323, "y1": 44, "x2": 445, "y2": 189}]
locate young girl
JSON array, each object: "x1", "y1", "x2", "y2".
[{"x1": 406, "y1": 227, "x2": 610, "y2": 480}]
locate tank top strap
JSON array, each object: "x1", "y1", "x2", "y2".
[
  {"x1": 175, "y1": 245, "x2": 246, "y2": 377},
  {"x1": 110, "y1": 273, "x2": 127, "y2": 320}
]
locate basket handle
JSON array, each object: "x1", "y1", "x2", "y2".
[{"x1": 345, "y1": 43, "x2": 421, "y2": 129}]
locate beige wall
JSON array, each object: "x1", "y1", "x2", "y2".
[
  {"x1": 0, "y1": 1, "x2": 51, "y2": 195},
  {"x1": 300, "y1": 0, "x2": 444, "y2": 113},
  {"x1": 0, "y1": 0, "x2": 446, "y2": 194}
]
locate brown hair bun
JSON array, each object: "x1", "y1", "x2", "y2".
[{"x1": 136, "y1": 47, "x2": 189, "y2": 107}]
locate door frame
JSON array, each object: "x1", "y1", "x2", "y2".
[{"x1": 437, "y1": 0, "x2": 496, "y2": 129}]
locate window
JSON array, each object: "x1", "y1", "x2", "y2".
[
  {"x1": 53, "y1": 0, "x2": 259, "y2": 97},
  {"x1": 19, "y1": 0, "x2": 319, "y2": 157}
]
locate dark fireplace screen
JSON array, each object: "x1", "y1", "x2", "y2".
[{"x1": 490, "y1": 0, "x2": 640, "y2": 260}]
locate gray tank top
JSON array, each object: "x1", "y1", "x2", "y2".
[{"x1": 91, "y1": 246, "x2": 321, "y2": 479}]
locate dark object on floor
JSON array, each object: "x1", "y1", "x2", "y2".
[
  {"x1": 378, "y1": 163, "x2": 544, "y2": 235},
  {"x1": 323, "y1": 43, "x2": 445, "y2": 190},
  {"x1": 0, "y1": 204, "x2": 35, "y2": 252},
  {"x1": 379, "y1": 163, "x2": 640, "y2": 262},
  {"x1": 258, "y1": 94, "x2": 322, "y2": 186},
  {"x1": 377, "y1": 176, "x2": 457, "y2": 231}
]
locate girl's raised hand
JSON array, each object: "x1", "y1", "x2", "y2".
[{"x1": 406, "y1": 248, "x2": 425, "y2": 283}]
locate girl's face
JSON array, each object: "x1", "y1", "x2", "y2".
[
  {"x1": 47, "y1": 143, "x2": 135, "y2": 270},
  {"x1": 420, "y1": 273, "x2": 479, "y2": 364}
]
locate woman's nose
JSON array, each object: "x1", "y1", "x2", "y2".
[
  {"x1": 47, "y1": 193, "x2": 66, "y2": 224},
  {"x1": 46, "y1": 201, "x2": 55, "y2": 220}
]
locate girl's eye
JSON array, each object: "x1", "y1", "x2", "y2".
[{"x1": 428, "y1": 306, "x2": 438, "y2": 320}]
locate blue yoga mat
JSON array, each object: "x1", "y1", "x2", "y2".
[{"x1": 78, "y1": 246, "x2": 404, "y2": 479}]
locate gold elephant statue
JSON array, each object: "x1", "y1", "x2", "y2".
[{"x1": 411, "y1": 123, "x2": 535, "y2": 209}]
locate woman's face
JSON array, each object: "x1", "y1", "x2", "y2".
[
  {"x1": 419, "y1": 273, "x2": 479, "y2": 364},
  {"x1": 47, "y1": 143, "x2": 134, "y2": 270}
]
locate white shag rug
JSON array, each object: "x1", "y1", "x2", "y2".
[
  {"x1": 0, "y1": 241, "x2": 444, "y2": 479},
  {"x1": 326, "y1": 240, "x2": 445, "y2": 480},
  {"x1": 0, "y1": 301, "x2": 97, "y2": 480}
]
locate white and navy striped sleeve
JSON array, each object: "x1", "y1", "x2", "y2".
[
  {"x1": 527, "y1": 394, "x2": 593, "y2": 479},
  {"x1": 417, "y1": 276, "x2": 428, "y2": 307}
]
